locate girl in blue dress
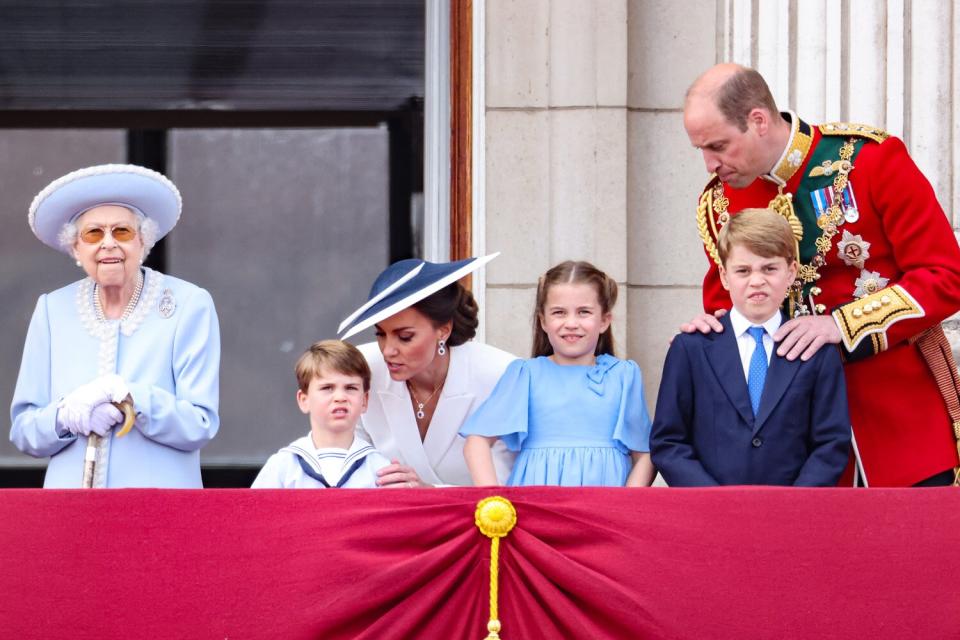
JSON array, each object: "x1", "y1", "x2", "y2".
[{"x1": 461, "y1": 261, "x2": 655, "y2": 486}]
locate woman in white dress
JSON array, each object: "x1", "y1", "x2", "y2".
[{"x1": 339, "y1": 255, "x2": 515, "y2": 486}]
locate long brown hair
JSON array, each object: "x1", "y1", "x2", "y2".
[{"x1": 531, "y1": 261, "x2": 617, "y2": 358}]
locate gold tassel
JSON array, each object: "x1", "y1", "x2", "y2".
[{"x1": 475, "y1": 496, "x2": 517, "y2": 639}]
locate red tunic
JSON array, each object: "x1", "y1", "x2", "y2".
[{"x1": 698, "y1": 121, "x2": 960, "y2": 486}]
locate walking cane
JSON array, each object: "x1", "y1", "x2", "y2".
[{"x1": 81, "y1": 397, "x2": 137, "y2": 489}]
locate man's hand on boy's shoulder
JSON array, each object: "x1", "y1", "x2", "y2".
[
  {"x1": 774, "y1": 315, "x2": 841, "y2": 361},
  {"x1": 678, "y1": 309, "x2": 727, "y2": 337},
  {"x1": 676, "y1": 309, "x2": 841, "y2": 361}
]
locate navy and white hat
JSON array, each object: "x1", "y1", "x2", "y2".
[
  {"x1": 29, "y1": 163, "x2": 182, "y2": 253},
  {"x1": 338, "y1": 253, "x2": 498, "y2": 341}
]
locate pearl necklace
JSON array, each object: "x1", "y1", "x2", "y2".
[
  {"x1": 93, "y1": 270, "x2": 144, "y2": 323},
  {"x1": 407, "y1": 378, "x2": 445, "y2": 420}
]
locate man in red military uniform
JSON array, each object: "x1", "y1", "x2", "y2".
[{"x1": 681, "y1": 63, "x2": 960, "y2": 487}]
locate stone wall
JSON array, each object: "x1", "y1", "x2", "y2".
[{"x1": 481, "y1": 0, "x2": 960, "y2": 406}]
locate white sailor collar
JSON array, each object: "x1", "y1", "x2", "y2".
[{"x1": 281, "y1": 433, "x2": 378, "y2": 477}]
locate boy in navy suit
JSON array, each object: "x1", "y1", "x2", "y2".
[{"x1": 651, "y1": 208, "x2": 850, "y2": 486}]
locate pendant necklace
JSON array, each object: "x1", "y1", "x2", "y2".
[{"x1": 407, "y1": 377, "x2": 445, "y2": 420}]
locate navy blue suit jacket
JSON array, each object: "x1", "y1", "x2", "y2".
[{"x1": 651, "y1": 313, "x2": 851, "y2": 486}]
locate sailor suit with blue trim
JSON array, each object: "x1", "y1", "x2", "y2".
[{"x1": 252, "y1": 434, "x2": 391, "y2": 489}]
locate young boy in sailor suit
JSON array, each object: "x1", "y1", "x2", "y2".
[
  {"x1": 651, "y1": 208, "x2": 851, "y2": 486},
  {"x1": 252, "y1": 340, "x2": 390, "y2": 488}
]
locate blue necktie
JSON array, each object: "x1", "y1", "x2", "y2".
[{"x1": 747, "y1": 326, "x2": 767, "y2": 416}]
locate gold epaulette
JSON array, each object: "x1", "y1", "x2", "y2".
[
  {"x1": 696, "y1": 174, "x2": 724, "y2": 268},
  {"x1": 832, "y1": 284, "x2": 924, "y2": 353},
  {"x1": 819, "y1": 122, "x2": 890, "y2": 144}
]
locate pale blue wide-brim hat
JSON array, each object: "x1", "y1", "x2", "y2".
[
  {"x1": 28, "y1": 163, "x2": 182, "y2": 253},
  {"x1": 338, "y1": 253, "x2": 499, "y2": 341}
]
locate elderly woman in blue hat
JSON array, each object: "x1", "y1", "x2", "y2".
[
  {"x1": 10, "y1": 164, "x2": 220, "y2": 487},
  {"x1": 339, "y1": 255, "x2": 515, "y2": 486}
]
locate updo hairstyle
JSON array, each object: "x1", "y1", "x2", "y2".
[{"x1": 412, "y1": 282, "x2": 479, "y2": 347}]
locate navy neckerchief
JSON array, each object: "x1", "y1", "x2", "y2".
[{"x1": 295, "y1": 455, "x2": 368, "y2": 488}]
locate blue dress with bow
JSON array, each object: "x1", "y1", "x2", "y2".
[{"x1": 459, "y1": 354, "x2": 651, "y2": 486}]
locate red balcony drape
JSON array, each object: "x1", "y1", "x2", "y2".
[{"x1": 1, "y1": 487, "x2": 958, "y2": 639}]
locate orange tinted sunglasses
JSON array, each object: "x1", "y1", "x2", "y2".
[{"x1": 79, "y1": 225, "x2": 137, "y2": 244}]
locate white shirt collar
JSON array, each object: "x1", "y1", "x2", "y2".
[{"x1": 728, "y1": 306, "x2": 782, "y2": 338}]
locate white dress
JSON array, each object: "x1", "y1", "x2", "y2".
[{"x1": 357, "y1": 341, "x2": 517, "y2": 486}]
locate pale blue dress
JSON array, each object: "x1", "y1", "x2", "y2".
[
  {"x1": 10, "y1": 267, "x2": 220, "y2": 488},
  {"x1": 459, "y1": 354, "x2": 651, "y2": 486}
]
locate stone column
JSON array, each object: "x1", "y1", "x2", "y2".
[
  {"x1": 481, "y1": 0, "x2": 960, "y2": 395},
  {"x1": 483, "y1": 0, "x2": 630, "y2": 359},
  {"x1": 624, "y1": 0, "x2": 718, "y2": 403}
]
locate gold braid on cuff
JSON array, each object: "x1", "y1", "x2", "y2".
[{"x1": 832, "y1": 284, "x2": 924, "y2": 352}]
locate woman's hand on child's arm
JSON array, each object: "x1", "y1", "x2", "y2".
[
  {"x1": 463, "y1": 435, "x2": 501, "y2": 486},
  {"x1": 625, "y1": 452, "x2": 655, "y2": 487},
  {"x1": 377, "y1": 460, "x2": 431, "y2": 488}
]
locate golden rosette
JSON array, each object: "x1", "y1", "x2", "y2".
[{"x1": 475, "y1": 496, "x2": 517, "y2": 539}]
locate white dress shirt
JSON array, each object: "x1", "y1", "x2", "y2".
[{"x1": 727, "y1": 307, "x2": 782, "y2": 382}]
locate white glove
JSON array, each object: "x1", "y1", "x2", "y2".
[
  {"x1": 89, "y1": 403, "x2": 124, "y2": 437},
  {"x1": 57, "y1": 379, "x2": 114, "y2": 436},
  {"x1": 97, "y1": 373, "x2": 130, "y2": 403},
  {"x1": 55, "y1": 375, "x2": 130, "y2": 436},
  {"x1": 55, "y1": 406, "x2": 83, "y2": 436}
]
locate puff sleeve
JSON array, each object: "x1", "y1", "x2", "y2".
[
  {"x1": 458, "y1": 358, "x2": 530, "y2": 452},
  {"x1": 610, "y1": 360, "x2": 652, "y2": 454}
]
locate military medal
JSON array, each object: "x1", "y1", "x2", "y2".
[
  {"x1": 840, "y1": 183, "x2": 860, "y2": 223},
  {"x1": 158, "y1": 288, "x2": 176, "y2": 318},
  {"x1": 836, "y1": 230, "x2": 871, "y2": 269},
  {"x1": 853, "y1": 269, "x2": 889, "y2": 299},
  {"x1": 810, "y1": 182, "x2": 859, "y2": 225}
]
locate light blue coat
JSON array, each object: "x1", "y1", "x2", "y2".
[{"x1": 10, "y1": 268, "x2": 220, "y2": 487}]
